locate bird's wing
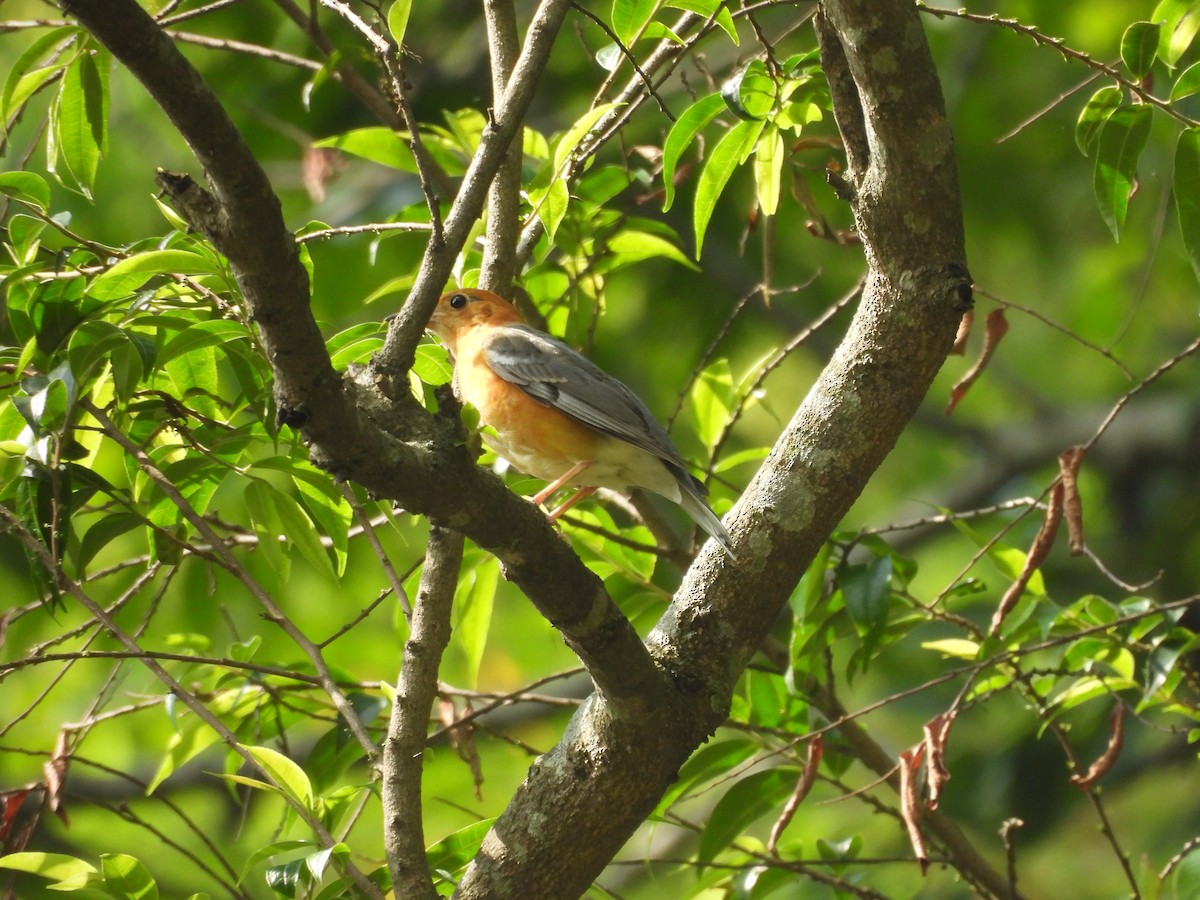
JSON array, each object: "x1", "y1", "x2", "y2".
[{"x1": 481, "y1": 324, "x2": 698, "y2": 480}]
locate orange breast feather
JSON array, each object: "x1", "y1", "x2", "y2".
[{"x1": 456, "y1": 338, "x2": 598, "y2": 482}]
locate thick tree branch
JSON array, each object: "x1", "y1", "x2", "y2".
[
  {"x1": 455, "y1": 1, "x2": 974, "y2": 896},
  {"x1": 65, "y1": 0, "x2": 664, "y2": 714}
]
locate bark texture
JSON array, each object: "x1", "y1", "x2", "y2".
[{"x1": 63, "y1": 0, "x2": 986, "y2": 896}]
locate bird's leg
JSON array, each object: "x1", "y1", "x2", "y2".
[
  {"x1": 530, "y1": 460, "x2": 592, "y2": 505},
  {"x1": 547, "y1": 486, "x2": 597, "y2": 520}
]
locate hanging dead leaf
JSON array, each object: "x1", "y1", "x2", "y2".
[{"x1": 947, "y1": 308, "x2": 1009, "y2": 414}]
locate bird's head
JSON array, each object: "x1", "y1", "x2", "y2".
[{"x1": 427, "y1": 289, "x2": 525, "y2": 354}]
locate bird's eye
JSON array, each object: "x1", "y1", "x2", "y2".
[{"x1": 449, "y1": 293, "x2": 469, "y2": 310}]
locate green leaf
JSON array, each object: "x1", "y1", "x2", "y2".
[
  {"x1": 555, "y1": 101, "x2": 622, "y2": 173},
  {"x1": 1155, "y1": 0, "x2": 1200, "y2": 66},
  {"x1": 666, "y1": 0, "x2": 738, "y2": 45},
  {"x1": 688, "y1": 358, "x2": 734, "y2": 450},
  {"x1": 1121, "y1": 22, "x2": 1160, "y2": 79},
  {"x1": 454, "y1": 552, "x2": 498, "y2": 688},
  {"x1": 921, "y1": 638, "x2": 980, "y2": 660},
  {"x1": 0, "y1": 171, "x2": 52, "y2": 210},
  {"x1": 527, "y1": 176, "x2": 570, "y2": 242},
  {"x1": 1174, "y1": 127, "x2": 1200, "y2": 285},
  {"x1": 1171, "y1": 841, "x2": 1200, "y2": 898},
  {"x1": 56, "y1": 49, "x2": 109, "y2": 197},
  {"x1": 157, "y1": 319, "x2": 249, "y2": 367},
  {"x1": 67, "y1": 320, "x2": 135, "y2": 384},
  {"x1": 414, "y1": 342, "x2": 453, "y2": 386},
  {"x1": 327, "y1": 322, "x2": 385, "y2": 368},
  {"x1": 77, "y1": 511, "x2": 141, "y2": 572},
  {"x1": 246, "y1": 745, "x2": 315, "y2": 810},
  {"x1": 387, "y1": 0, "x2": 413, "y2": 46},
  {"x1": 603, "y1": 226, "x2": 699, "y2": 272},
  {"x1": 1171, "y1": 60, "x2": 1200, "y2": 101},
  {"x1": 612, "y1": 0, "x2": 657, "y2": 46},
  {"x1": 1, "y1": 26, "x2": 80, "y2": 124},
  {"x1": 1075, "y1": 86, "x2": 1122, "y2": 157},
  {"x1": 314, "y1": 127, "x2": 417, "y2": 172},
  {"x1": 0, "y1": 852, "x2": 97, "y2": 889},
  {"x1": 269, "y1": 484, "x2": 336, "y2": 581},
  {"x1": 242, "y1": 479, "x2": 288, "y2": 581},
  {"x1": 753, "y1": 127, "x2": 785, "y2": 216},
  {"x1": 698, "y1": 768, "x2": 798, "y2": 863},
  {"x1": 693, "y1": 118, "x2": 763, "y2": 256},
  {"x1": 100, "y1": 853, "x2": 159, "y2": 900},
  {"x1": 656, "y1": 739, "x2": 759, "y2": 814},
  {"x1": 1092, "y1": 103, "x2": 1152, "y2": 241},
  {"x1": 661, "y1": 92, "x2": 725, "y2": 211},
  {"x1": 88, "y1": 250, "x2": 221, "y2": 301},
  {"x1": 426, "y1": 820, "x2": 496, "y2": 880},
  {"x1": 841, "y1": 555, "x2": 892, "y2": 665},
  {"x1": 720, "y1": 59, "x2": 776, "y2": 121}
]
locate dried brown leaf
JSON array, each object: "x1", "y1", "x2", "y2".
[
  {"x1": 1071, "y1": 704, "x2": 1125, "y2": 789},
  {"x1": 947, "y1": 308, "x2": 1009, "y2": 414},
  {"x1": 899, "y1": 745, "x2": 928, "y2": 874},
  {"x1": 1059, "y1": 445, "x2": 1086, "y2": 556},
  {"x1": 989, "y1": 481, "x2": 1063, "y2": 637},
  {"x1": 950, "y1": 309, "x2": 974, "y2": 356},
  {"x1": 923, "y1": 712, "x2": 956, "y2": 810},
  {"x1": 767, "y1": 736, "x2": 824, "y2": 854}
]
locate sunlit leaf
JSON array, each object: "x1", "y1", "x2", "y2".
[
  {"x1": 611, "y1": 0, "x2": 657, "y2": 46},
  {"x1": 387, "y1": 0, "x2": 413, "y2": 46},
  {"x1": 454, "y1": 551, "x2": 498, "y2": 688},
  {"x1": 2, "y1": 27, "x2": 80, "y2": 125},
  {"x1": 661, "y1": 92, "x2": 725, "y2": 211},
  {"x1": 246, "y1": 745, "x2": 315, "y2": 810},
  {"x1": 921, "y1": 638, "x2": 981, "y2": 660},
  {"x1": 720, "y1": 59, "x2": 776, "y2": 121},
  {"x1": 1173, "y1": 127, "x2": 1200, "y2": 285},
  {"x1": 99, "y1": 853, "x2": 159, "y2": 900},
  {"x1": 688, "y1": 358, "x2": 734, "y2": 450},
  {"x1": 1120, "y1": 21, "x2": 1160, "y2": 79},
  {"x1": 753, "y1": 127, "x2": 784, "y2": 216},
  {"x1": 55, "y1": 49, "x2": 109, "y2": 197},
  {"x1": 0, "y1": 171, "x2": 51, "y2": 210},
  {"x1": 1170, "y1": 60, "x2": 1200, "y2": 101},
  {"x1": 666, "y1": 0, "x2": 738, "y2": 44},
  {"x1": 88, "y1": 250, "x2": 221, "y2": 301},
  {"x1": 693, "y1": 118, "x2": 763, "y2": 256},
  {"x1": 314, "y1": 127, "x2": 417, "y2": 172},
  {"x1": 1092, "y1": 103, "x2": 1152, "y2": 241},
  {"x1": 1075, "y1": 86, "x2": 1122, "y2": 157},
  {"x1": 0, "y1": 852, "x2": 97, "y2": 889}
]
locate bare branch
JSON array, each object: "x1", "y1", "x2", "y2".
[{"x1": 383, "y1": 526, "x2": 461, "y2": 900}]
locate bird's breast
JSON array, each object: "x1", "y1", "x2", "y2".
[{"x1": 457, "y1": 348, "x2": 598, "y2": 481}]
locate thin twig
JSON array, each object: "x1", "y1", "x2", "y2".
[{"x1": 81, "y1": 399, "x2": 378, "y2": 759}]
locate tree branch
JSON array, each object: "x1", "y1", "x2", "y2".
[
  {"x1": 375, "y1": 0, "x2": 573, "y2": 373},
  {"x1": 65, "y1": 0, "x2": 664, "y2": 716},
  {"x1": 479, "y1": 0, "x2": 524, "y2": 294},
  {"x1": 382, "y1": 527, "x2": 461, "y2": 900},
  {"x1": 455, "y1": 0, "x2": 972, "y2": 895}
]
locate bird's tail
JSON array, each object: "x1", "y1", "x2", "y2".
[{"x1": 676, "y1": 481, "x2": 736, "y2": 560}]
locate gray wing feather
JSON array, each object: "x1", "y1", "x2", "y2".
[
  {"x1": 482, "y1": 324, "x2": 696, "y2": 478},
  {"x1": 483, "y1": 323, "x2": 735, "y2": 558}
]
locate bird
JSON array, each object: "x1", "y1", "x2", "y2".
[{"x1": 425, "y1": 288, "x2": 735, "y2": 559}]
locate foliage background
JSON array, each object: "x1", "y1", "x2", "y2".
[{"x1": 1, "y1": 0, "x2": 1199, "y2": 897}]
